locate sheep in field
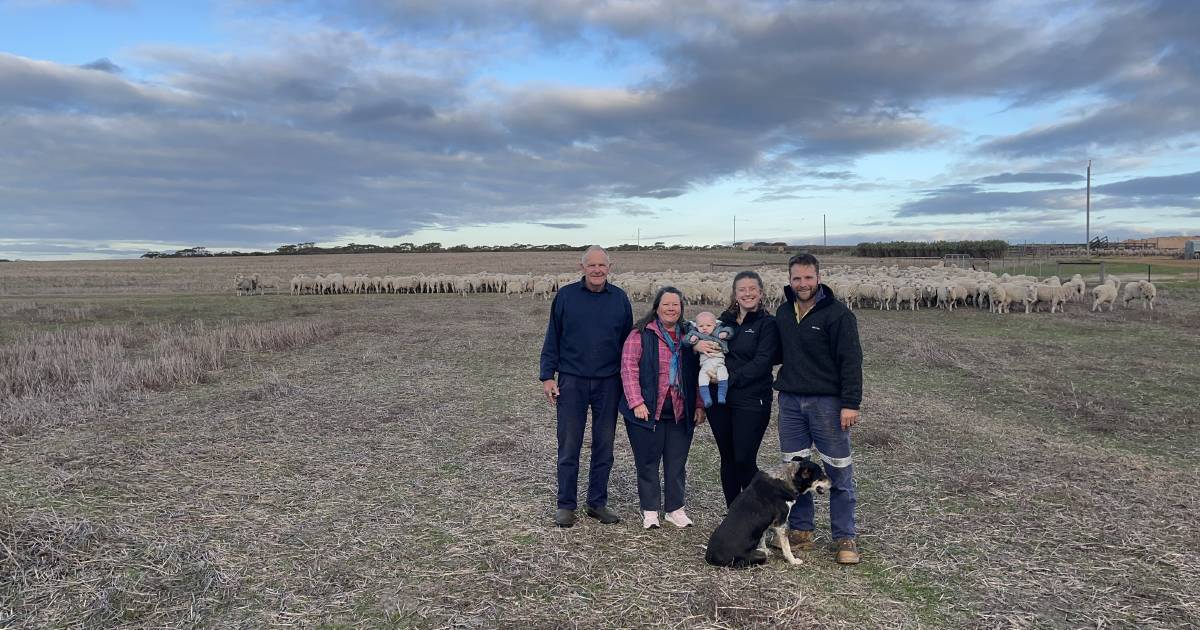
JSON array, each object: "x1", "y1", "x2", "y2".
[
  {"x1": 1092, "y1": 284, "x2": 1118, "y2": 312},
  {"x1": 234, "y1": 273, "x2": 257, "y2": 296},
  {"x1": 987, "y1": 283, "x2": 1008, "y2": 314},
  {"x1": 895, "y1": 285, "x2": 918, "y2": 311},
  {"x1": 1032, "y1": 284, "x2": 1070, "y2": 314},
  {"x1": 258, "y1": 276, "x2": 285, "y2": 294},
  {"x1": 1139, "y1": 281, "x2": 1158, "y2": 310},
  {"x1": 1123, "y1": 280, "x2": 1157, "y2": 310}
]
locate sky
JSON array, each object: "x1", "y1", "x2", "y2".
[{"x1": 1, "y1": 0, "x2": 1199, "y2": 260}]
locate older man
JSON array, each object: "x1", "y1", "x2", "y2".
[{"x1": 540, "y1": 246, "x2": 633, "y2": 527}]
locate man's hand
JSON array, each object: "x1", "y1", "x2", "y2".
[
  {"x1": 840, "y1": 408, "x2": 859, "y2": 430},
  {"x1": 695, "y1": 408, "x2": 706, "y2": 425},
  {"x1": 633, "y1": 403, "x2": 649, "y2": 420},
  {"x1": 542, "y1": 379, "x2": 559, "y2": 405},
  {"x1": 707, "y1": 368, "x2": 718, "y2": 380}
]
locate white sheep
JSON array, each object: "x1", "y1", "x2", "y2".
[
  {"x1": 234, "y1": 273, "x2": 257, "y2": 296},
  {"x1": 1091, "y1": 284, "x2": 1118, "y2": 312},
  {"x1": 1123, "y1": 280, "x2": 1157, "y2": 310},
  {"x1": 1139, "y1": 280, "x2": 1157, "y2": 310},
  {"x1": 1032, "y1": 284, "x2": 1070, "y2": 314}
]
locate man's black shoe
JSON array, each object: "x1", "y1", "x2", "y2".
[
  {"x1": 555, "y1": 509, "x2": 577, "y2": 528},
  {"x1": 585, "y1": 505, "x2": 621, "y2": 524}
]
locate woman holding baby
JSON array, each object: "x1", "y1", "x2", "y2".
[{"x1": 695, "y1": 271, "x2": 780, "y2": 508}]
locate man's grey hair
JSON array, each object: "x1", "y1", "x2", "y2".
[{"x1": 581, "y1": 245, "x2": 611, "y2": 265}]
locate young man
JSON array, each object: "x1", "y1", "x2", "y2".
[
  {"x1": 539, "y1": 246, "x2": 633, "y2": 527},
  {"x1": 773, "y1": 253, "x2": 863, "y2": 564}
]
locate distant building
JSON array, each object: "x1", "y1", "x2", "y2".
[{"x1": 1120, "y1": 235, "x2": 1200, "y2": 250}]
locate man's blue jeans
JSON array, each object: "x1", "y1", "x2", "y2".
[
  {"x1": 556, "y1": 373, "x2": 620, "y2": 511},
  {"x1": 777, "y1": 392, "x2": 857, "y2": 539}
]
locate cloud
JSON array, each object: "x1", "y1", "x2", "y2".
[
  {"x1": 79, "y1": 58, "x2": 122, "y2": 73},
  {"x1": 1093, "y1": 170, "x2": 1200, "y2": 209},
  {"x1": 896, "y1": 168, "x2": 1200, "y2": 218},
  {"x1": 977, "y1": 172, "x2": 1084, "y2": 185},
  {"x1": 535, "y1": 222, "x2": 586, "y2": 229},
  {"x1": 4, "y1": 1, "x2": 1200, "y2": 257},
  {"x1": 896, "y1": 184, "x2": 1081, "y2": 217}
]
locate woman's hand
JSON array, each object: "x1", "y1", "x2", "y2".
[
  {"x1": 633, "y1": 404, "x2": 650, "y2": 420},
  {"x1": 696, "y1": 340, "x2": 721, "y2": 356}
]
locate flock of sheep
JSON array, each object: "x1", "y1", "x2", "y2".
[{"x1": 233, "y1": 265, "x2": 1159, "y2": 314}]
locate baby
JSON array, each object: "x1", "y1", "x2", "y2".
[{"x1": 684, "y1": 311, "x2": 735, "y2": 408}]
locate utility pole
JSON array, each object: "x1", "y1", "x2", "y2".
[
  {"x1": 823, "y1": 214, "x2": 827, "y2": 247},
  {"x1": 732, "y1": 215, "x2": 736, "y2": 248},
  {"x1": 1086, "y1": 160, "x2": 1092, "y2": 256},
  {"x1": 637, "y1": 228, "x2": 640, "y2": 251}
]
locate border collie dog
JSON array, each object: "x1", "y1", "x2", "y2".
[{"x1": 705, "y1": 459, "x2": 831, "y2": 568}]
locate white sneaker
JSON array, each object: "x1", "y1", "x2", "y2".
[
  {"x1": 642, "y1": 511, "x2": 660, "y2": 529},
  {"x1": 664, "y1": 508, "x2": 693, "y2": 528}
]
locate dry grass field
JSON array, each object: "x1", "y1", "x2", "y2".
[{"x1": 2, "y1": 252, "x2": 1199, "y2": 629}]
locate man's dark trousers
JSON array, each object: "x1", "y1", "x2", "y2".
[{"x1": 556, "y1": 373, "x2": 621, "y2": 510}]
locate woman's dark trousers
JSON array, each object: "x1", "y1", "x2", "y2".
[
  {"x1": 706, "y1": 402, "x2": 770, "y2": 507},
  {"x1": 624, "y1": 401, "x2": 695, "y2": 512}
]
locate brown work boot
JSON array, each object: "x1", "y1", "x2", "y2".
[
  {"x1": 788, "y1": 529, "x2": 815, "y2": 551},
  {"x1": 835, "y1": 538, "x2": 861, "y2": 565},
  {"x1": 767, "y1": 529, "x2": 814, "y2": 551}
]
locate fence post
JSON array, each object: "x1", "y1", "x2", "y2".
[{"x1": 1099, "y1": 262, "x2": 1106, "y2": 284}]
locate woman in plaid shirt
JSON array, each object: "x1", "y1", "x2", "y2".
[{"x1": 617, "y1": 287, "x2": 706, "y2": 530}]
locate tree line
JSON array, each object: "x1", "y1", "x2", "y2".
[
  {"x1": 853, "y1": 240, "x2": 1009, "y2": 259},
  {"x1": 141, "y1": 242, "x2": 740, "y2": 258},
  {"x1": 139, "y1": 240, "x2": 1006, "y2": 259}
]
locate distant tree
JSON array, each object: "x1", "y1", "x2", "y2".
[{"x1": 141, "y1": 251, "x2": 162, "y2": 258}]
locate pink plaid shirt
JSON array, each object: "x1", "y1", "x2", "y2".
[{"x1": 620, "y1": 320, "x2": 703, "y2": 422}]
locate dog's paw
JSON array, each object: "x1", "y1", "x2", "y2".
[{"x1": 786, "y1": 557, "x2": 803, "y2": 566}]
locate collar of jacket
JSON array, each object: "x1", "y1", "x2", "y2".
[
  {"x1": 720, "y1": 308, "x2": 764, "y2": 327},
  {"x1": 578, "y1": 276, "x2": 611, "y2": 293},
  {"x1": 645, "y1": 318, "x2": 681, "y2": 340},
  {"x1": 783, "y1": 284, "x2": 835, "y2": 309}
]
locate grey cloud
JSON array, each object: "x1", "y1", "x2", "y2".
[
  {"x1": 896, "y1": 169, "x2": 1200, "y2": 218},
  {"x1": 1094, "y1": 170, "x2": 1200, "y2": 197},
  {"x1": 977, "y1": 172, "x2": 1084, "y2": 185},
  {"x1": 341, "y1": 98, "x2": 436, "y2": 124},
  {"x1": 896, "y1": 184, "x2": 1080, "y2": 217},
  {"x1": 535, "y1": 222, "x2": 586, "y2": 229},
  {"x1": 80, "y1": 58, "x2": 122, "y2": 73},
  {"x1": 808, "y1": 171, "x2": 856, "y2": 180},
  {"x1": 5, "y1": 1, "x2": 1200, "y2": 257},
  {"x1": 0, "y1": 53, "x2": 184, "y2": 114}
]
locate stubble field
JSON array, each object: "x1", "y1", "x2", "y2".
[{"x1": 2, "y1": 251, "x2": 1198, "y2": 629}]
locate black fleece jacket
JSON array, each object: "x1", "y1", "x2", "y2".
[
  {"x1": 773, "y1": 284, "x2": 863, "y2": 410},
  {"x1": 712, "y1": 309, "x2": 779, "y2": 409}
]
